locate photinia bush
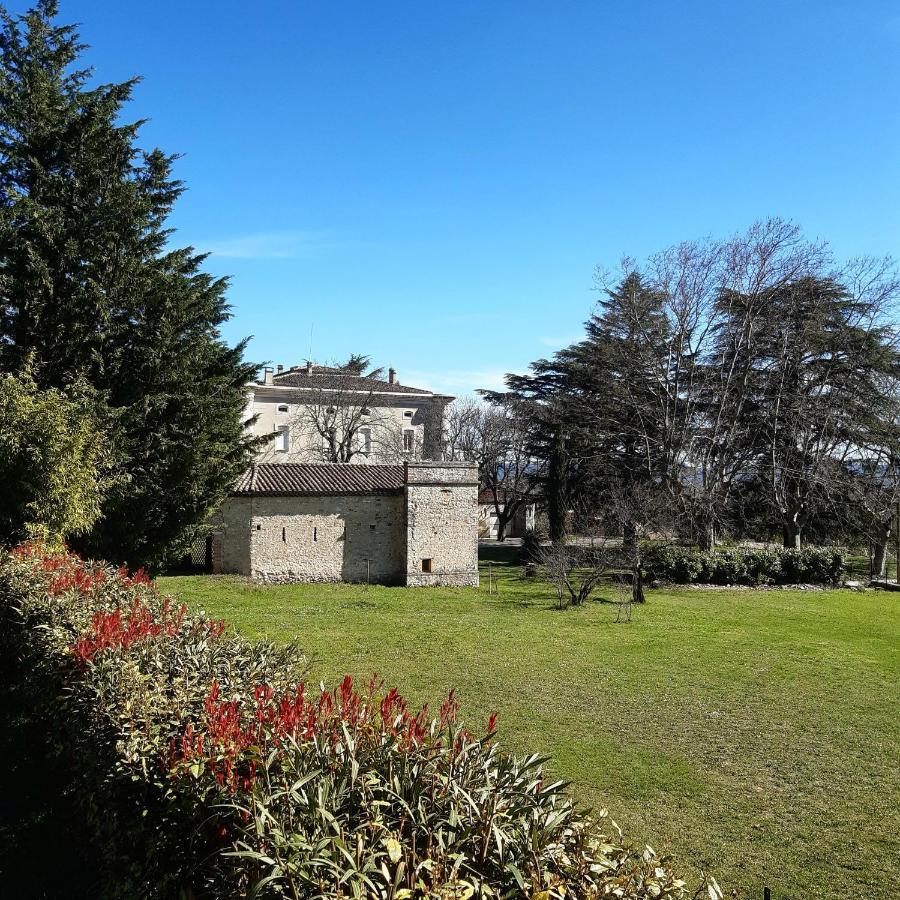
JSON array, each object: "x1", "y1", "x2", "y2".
[{"x1": 0, "y1": 543, "x2": 713, "y2": 899}]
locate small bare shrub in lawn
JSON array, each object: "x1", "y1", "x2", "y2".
[
  {"x1": 541, "y1": 539, "x2": 608, "y2": 609},
  {"x1": 614, "y1": 575, "x2": 634, "y2": 623},
  {"x1": 0, "y1": 542, "x2": 712, "y2": 899}
]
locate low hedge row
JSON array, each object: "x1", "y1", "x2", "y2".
[
  {"x1": 644, "y1": 544, "x2": 846, "y2": 586},
  {"x1": 0, "y1": 543, "x2": 708, "y2": 899}
]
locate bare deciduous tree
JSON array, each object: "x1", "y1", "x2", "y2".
[
  {"x1": 838, "y1": 381, "x2": 900, "y2": 577},
  {"x1": 278, "y1": 356, "x2": 422, "y2": 464},
  {"x1": 539, "y1": 538, "x2": 608, "y2": 609},
  {"x1": 446, "y1": 396, "x2": 541, "y2": 541}
]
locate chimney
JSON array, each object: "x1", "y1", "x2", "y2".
[
  {"x1": 305, "y1": 360, "x2": 313, "y2": 375},
  {"x1": 263, "y1": 367, "x2": 274, "y2": 385},
  {"x1": 388, "y1": 367, "x2": 396, "y2": 384},
  {"x1": 276, "y1": 364, "x2": 283, "y2": 374}
]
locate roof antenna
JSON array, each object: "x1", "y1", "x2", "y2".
[{"x1": 308, "y1": 322, "x2": 314, "y2": 365}]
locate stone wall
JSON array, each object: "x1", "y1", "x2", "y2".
[
  {"x1": 246, "y1": 494, "x2": 406, "y2": 583},
  {"x1": 214, "y1": 462, "x2": 479, "y2": 587},
  {"x1": 422, "y1": 396, "x2": 452, "y2": 460},
  {"x1": 214, "y1": 497, "x2": 252, "y2": 575},
  {"x1": 404, "y1": 462, "x2": 479, "y2": 586}
]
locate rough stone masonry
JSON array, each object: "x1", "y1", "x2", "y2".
[{"x1": 213, "y1": 461, "x2": 479, "y2": 586}]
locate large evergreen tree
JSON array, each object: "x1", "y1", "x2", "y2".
[
  {"x1": 0, "y1": 1, "x2": 258, "y2": 568},
  {"x1": 745, "y1": 276, "x2": 900, "y2": 548}
]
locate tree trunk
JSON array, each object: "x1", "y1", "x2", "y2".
[
  {"x1": 872, "y1": 519, "x2": 892, "y2": 579},
  {"x1": 547, "y1": 427, "x2": 568, "y2": 544},
  {"x1": 631, "y1": 565, "x2": 645, "y2": 603},
  {"x1": 782, "y1": 519, "x2": 802, "y2": 550},
  {"x1": 495, "y1": 515, "x2": 508, "y2": 543},
  {"x1": 622, "y1": 520, "x2": 636, "y2": 550},
  {"x1": 697, "y1": 517, "x2": 716, "y2": 552}
]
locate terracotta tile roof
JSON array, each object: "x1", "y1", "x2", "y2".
[
  {"x1": 234, "y1": 463, "x2": 406, "y2": 496},
  {"x1": 270, "y1": 366, "x2": 433, "y2": 395}
]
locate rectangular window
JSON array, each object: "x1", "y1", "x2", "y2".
[
  {"x1": 421, "y1": 558, "x2": 432, "y2": 573},
  {"x1": 358, "y1": 427, "x2": 372, "y2": 455},
  {"x1": 402, "y1": 428, "x2": 415, "y2": 453},
  {"x1": 275, "y1": 424, "x2": 290, "y2": 453}
]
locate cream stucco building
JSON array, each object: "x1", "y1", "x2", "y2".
[{"x1": 248, "y1": 362, "x2": 453, "y2": 464}]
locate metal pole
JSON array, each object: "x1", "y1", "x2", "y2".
[
  {"x1": 365, "y1": 558, "x2": 370, "y2": 589},
  {"x1": 488, "y1": 562, "x2": 493, "y2": 594}
]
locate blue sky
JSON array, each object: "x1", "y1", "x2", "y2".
[{"x1": 9, "y1": 1, "x2": 900, "y2": 394}]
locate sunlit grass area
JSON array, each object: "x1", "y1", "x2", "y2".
[{"x1": 159, "y1": 547, "x2": 899, "y2": 899}]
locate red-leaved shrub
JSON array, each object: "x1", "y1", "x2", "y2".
[{"x1": 0, "y1": 542, "x2": 712, "y2": 899}]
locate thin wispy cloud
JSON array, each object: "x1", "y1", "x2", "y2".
[
  {"x1": 403, "y1": 368, "x2": 512, "y2": 397},
  {"x1": 539, "y1": 335, "x2": 580, "y2": 348},
  {"x1": 200, "y1": 230, "x2": 330, "y2": 260}
]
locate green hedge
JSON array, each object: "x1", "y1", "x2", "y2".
[
  {"x1": 0, "y1": 543, "x2": 708, "y2": 899},
  {"x1": 644, "y1": 544, "x2": 846, "y2": 586}
]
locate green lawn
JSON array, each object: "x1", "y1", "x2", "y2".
[{"x1": 159, "y1": 549, "x2": 899, "y2": 900}]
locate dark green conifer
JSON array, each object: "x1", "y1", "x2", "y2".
[{"x1": 0, "y1": 2, "x2": 258, "y2": 568}]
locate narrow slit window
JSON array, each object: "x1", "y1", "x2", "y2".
[
  {"x1": 282, "y1": 527, "x2": 286, "y2": 542},
  {"x1": 402, "y1": 429, "x2": 415, "y2": 453},
  {"x1": 313, "y1": 527, "x2": 317, "y2": 542},
  {"x1": 275, "y1": 424, "x2": 290, "y2": 453},
  {"x1": 421, "y1": 558, "x2": 432, "y2": 574}
]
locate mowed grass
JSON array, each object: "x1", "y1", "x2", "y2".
[{"x1": 159, "y1": 549, "x2": 899, "y2": 900}]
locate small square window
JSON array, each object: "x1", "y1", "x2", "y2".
[{"x1": 421, "y1": 558, "x2": 432, "y2": 573}]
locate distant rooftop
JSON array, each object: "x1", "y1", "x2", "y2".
[{"x1": 255, "y1": 362, "x2": 435, "y2": 396}]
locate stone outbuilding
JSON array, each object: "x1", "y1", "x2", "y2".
[{"x1": 213, "y1": 460, "x2": 479, "y2": 586}]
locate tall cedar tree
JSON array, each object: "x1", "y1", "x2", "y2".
[
  {"x1": 745, "y1": 276, "x2": 900, "y2": 548},
  {"x1": 561, "y1": 272, "x2": 672, "y2": 544},
  {"x1": 495, "y1": 273, "x2": 672, "y2": 545},
  {"x1": 0, "y1": 2, "x2": 258, "y2": 568}
]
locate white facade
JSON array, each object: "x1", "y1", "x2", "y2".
[{"x1": 245, "y1": 364, "x2": 452, "y2": 465}]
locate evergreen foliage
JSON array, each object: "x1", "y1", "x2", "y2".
[
  {"x1": 496, "y1": 222, "x2": 900, "y2": 552},
  {"x1": 0, "y1": 2, "x2": 258, "y2": 567}
]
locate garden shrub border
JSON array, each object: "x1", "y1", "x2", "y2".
[
  {"x1": 644, "y1": 544, "x2": 846, "y2": 586},
  {"x1": 0, "y1": 543, "x2": 710, "y2": 899}
]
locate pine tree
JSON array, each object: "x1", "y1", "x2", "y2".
[{"x1": 0, "y1": 2, "x2": 258, "y2": 568}]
